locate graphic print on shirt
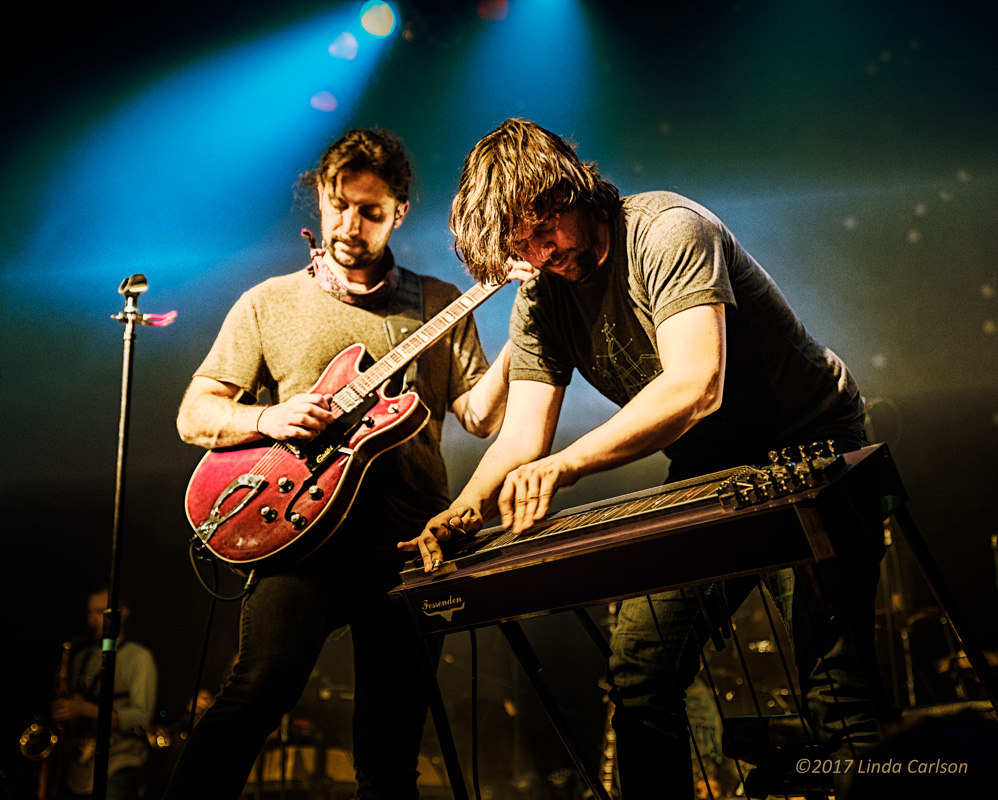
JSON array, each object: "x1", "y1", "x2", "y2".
[{"x1": 593, "y1": 316, "x2": 662, "y2": 404}]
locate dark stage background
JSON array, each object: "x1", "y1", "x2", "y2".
[{"x1": 2, "y1": 0, "x2": 996, "y2": 796}]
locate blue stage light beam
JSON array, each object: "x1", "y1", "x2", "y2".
[
  {"x1": 2, "y1": 6, "x2": 397, "y2": 319},
  {"x1": 439, "y1": 0, "x2": 599, "y2": 141}
]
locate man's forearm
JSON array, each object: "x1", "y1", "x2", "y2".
[
  {"x1": 454, "y1": 426, "x2": 548, "y2": 518},
  {"x1": 555, "y1": 306, "x2": 726, "y2": 481},
  {"x1": 557, "y1": 375, "x2": 713, "y2": 479},
  {"x1": 454, "y1": 341, "x2": 512, "y2": 438},
  {"x1": 177, "y1": 391, "x2": 265, "y2": 450}
]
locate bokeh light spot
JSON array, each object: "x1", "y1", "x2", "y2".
[
  {"x1": 328, "y1": 31, "x2": 359, "y2": 60},
  {"x1": 310, "y1": 90, "x2": 339, "y2": 112},
  {"x1": 360, "y1": 1, "x2": 397, "y2": 38},
  {"x1": 477, "y1": 0, "x2": 509, "y2": 21}
]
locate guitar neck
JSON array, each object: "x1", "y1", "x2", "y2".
[{"x1": 351, "y1": 279, "x2": 507, "y2": 396}]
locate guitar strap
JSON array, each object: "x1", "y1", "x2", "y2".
[{"x1": 383, "y1": 266, "x2": 424, "y2": 393}]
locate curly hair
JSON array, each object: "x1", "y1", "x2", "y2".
[
  {"x1": 296, "y1": 128, "x2": 413, "y2": 212},
  {"x1": 449, "y1": 118, "x2": 621, "y2": 283}
]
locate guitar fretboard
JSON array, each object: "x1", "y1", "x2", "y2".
[{"x1": 351, "y1": 280, "x2": 505, "y2": 396}]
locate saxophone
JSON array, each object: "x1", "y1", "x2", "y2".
[
  {"x1": 596, "y1": 603, "x2": 620, "y2": 798},
  {"x1": 596, "y1": 695, "x2": 619, "y2": 798},
  {"x1": 19, "y1": 641, "x2": 72, "y2": 798}
]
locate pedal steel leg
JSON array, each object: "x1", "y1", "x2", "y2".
[
  {"x1": 498, "y1": 621, "x2": 612, "y2": 800},
  {"x1": 573, "y1": 608, "x2": 613, "y2": 659},
  {"x1": 891, "y1": 506, "x2": 998, "y2": 709},
  {"x1": 415, "y1": 636, "x2": 470, "y2": 800}
]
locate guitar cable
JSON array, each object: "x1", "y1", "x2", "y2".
[
  {"x1": 187, "y1": 541, "x2": 257, "y2": 602},
  {"x1": 184, "y1": 543, "x2": 257, "y2": 741}
]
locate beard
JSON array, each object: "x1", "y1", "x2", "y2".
[
  {"x1": 326, "y1": 235, "x2": 380, "y2": 270},
  {"x1": 565, "y1": 245, "x2": 601, "y2": 283},
  {"x1": 545, "y1": 212, "x2": 603, "y2": 284}
]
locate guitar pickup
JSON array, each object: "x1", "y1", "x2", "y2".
[{"x1": 332, "y1": 385, "x2": 364, "y2": 413}]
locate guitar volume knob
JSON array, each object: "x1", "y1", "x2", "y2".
[
  {"x1": 289, "y1": 513, "x2": 307, "y2": 530},
  {"x1": 259, "y1": 506, "x2": 278, "y2": 523},
  {"x1": 308, "y1": 485, "x2": 324, "y2": 500},
  {"x1": 277, "y1": 477, "x2": 294, "y2": 493}
]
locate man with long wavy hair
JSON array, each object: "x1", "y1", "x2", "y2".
[{"x1": 402, "y1": 118, "x2": 885, "y2": 798}]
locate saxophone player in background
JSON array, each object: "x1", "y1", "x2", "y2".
[{"x1": 46, "y1": 588, "x2": 158, "y2": 800}]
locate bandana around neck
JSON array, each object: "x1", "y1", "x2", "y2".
[{"x1": 301, "y1": 228, "x2": 398, "y2": 309}]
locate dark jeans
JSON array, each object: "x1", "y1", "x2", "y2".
[
  {"x1": 163, "y1": 535, "x2": 435, "y2": 800},
  {"x1": 608, "y1": 448, "x2": 887, "y2": 799}
]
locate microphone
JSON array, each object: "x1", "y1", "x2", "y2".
[{"x1": 111, "y1": 274, "x2": 177, "y2": 327}]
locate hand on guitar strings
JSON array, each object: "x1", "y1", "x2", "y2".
[{"x1": 256, "y1": 392, "x2": 337, "y2": 441}]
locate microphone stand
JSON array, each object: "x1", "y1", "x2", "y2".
[{"x1": 94, "y1": 275, "x2": 176, "y2": 799}]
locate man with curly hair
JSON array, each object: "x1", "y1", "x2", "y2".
[{"x1": 165, "y1": 128, "x2": 516, "y2": 800}]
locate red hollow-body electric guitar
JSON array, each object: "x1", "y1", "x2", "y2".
[{"x1": 185, "y1": 279, "x2": 506, "y2": 569}]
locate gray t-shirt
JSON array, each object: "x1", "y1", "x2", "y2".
[
  {"x1": 195, "y1": 261, "x2": 490, "y2": 530},
  {"x1": 509, "y1": 192, "x2": 864, "y2": 474}
]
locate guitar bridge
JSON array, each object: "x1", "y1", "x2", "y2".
[{"x1": 196, "y1": 473, "x2": 266, "y2": 542}]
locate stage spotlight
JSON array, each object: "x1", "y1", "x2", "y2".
[{"x1": 360, "y1": 1, "x2": 397, "y2": 38}]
